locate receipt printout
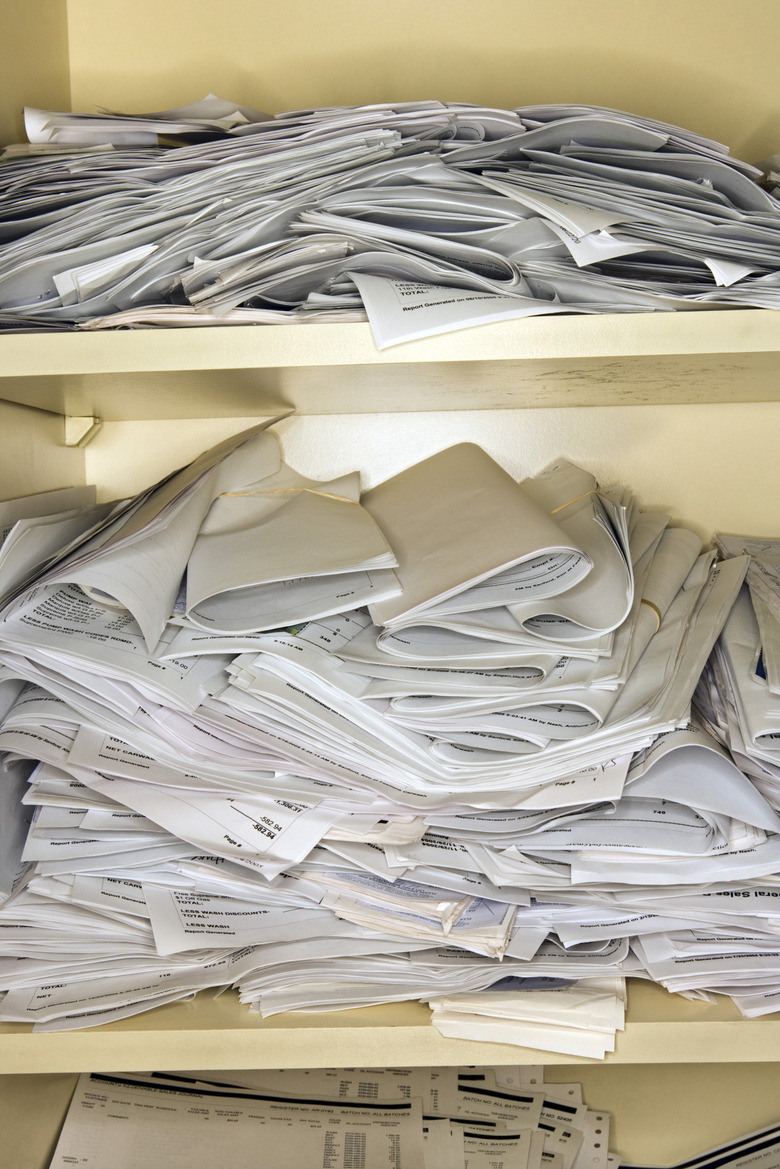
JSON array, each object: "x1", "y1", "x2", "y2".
[{"x1": 49, "y1": 1072, "x2": 424, "y2": 1168}]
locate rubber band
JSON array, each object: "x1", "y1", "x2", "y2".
[
  {"x1": 220, "y1": 487, "x2": 359, "y2": 504},
  {"x1": 641, "y1": 598, "x2": 662, "y2": 632},
  {"x1": 549, "y1": 489, "x2": 598, "y2": 514}
]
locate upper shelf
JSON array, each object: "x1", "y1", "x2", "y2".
[
  {"x1": 1, "y1": 981, "x2": 778, "y2": 1074},
  {"x1": 2, "y1": 309, "x2": 779, "y2": 420}
]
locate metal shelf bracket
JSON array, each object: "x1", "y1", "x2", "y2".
[{"x1": 64, "y1": 415, "x2": 102, "y2": 447}]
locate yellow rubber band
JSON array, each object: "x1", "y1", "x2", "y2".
[
  {"x1": 549, "y1": 489, "x2": 598, "y2": 514},
  {"x1": 641, "y1": 598, "x2": 663, "y2": 632},
  {"x1": 220, "y1": 487, "x2": 359, "y2": 503}
]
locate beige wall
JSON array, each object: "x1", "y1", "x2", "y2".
[
  {"x1": 63, "y1": 0, "x2": 780, "y2": 163},
  {"x1": 0, "y1": 1, "x2": 70, "y2": 145},
  {"x1": 0, "y1": 401, "x2": 84, "y2": 500}
]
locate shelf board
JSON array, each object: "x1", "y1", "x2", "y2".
[
  {"x1": 1, "y1": 980, "x2": 778, "y2": 1075},
  {"x1": 0, "y1": 309, "x2": 778, "y2": 420}
]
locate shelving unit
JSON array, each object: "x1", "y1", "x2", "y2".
[
  {"x1": 1, "y1": 310, "x2": 779, "y2": 420},
  {"x1": 2, "y1": 2, "x2": 780, "y2": 1166}
]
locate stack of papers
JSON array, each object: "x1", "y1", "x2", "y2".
[
  {"x1": 48, "y1": 1064, "x2": 618, "y2": 1169},
  {"x1": 0, "y1": 99, "x2": 778, "y2": 344},
  {"x1": 695, "y1": 535, "x2": 780, "y2": 815},
  {"x1": 47, "y1": 1063, "x2": 780, "y2": 1169},
  {"x1": 696, "y1": 585, "x2": 780, "y2": 800},
  {"x1": 0, "y1": 423, "x2": 777, "y2": 1051},
  {"x1": 428, "y1": 977, "x2": 626, "y2": 1058}
]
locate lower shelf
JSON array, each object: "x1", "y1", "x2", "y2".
[
  {"x1": 1, "y1": 980, "x2": 779, "y2": 1074},
  {"x1": 2, "y1": 1061, "x2": 780, "y2": 1169}
]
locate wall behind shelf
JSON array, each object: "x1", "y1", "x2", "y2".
[
  {"x1": 64, "y1": 0, "x2": 780, "y2": 163},
  {"x1": 84, "y1": 402, "x2": 780, "y2": 539},
  {"x1": 0, "y1": 401, "x2": 85, "y2": 501},
  {"x1": 0, "y1": 1, "x2": 70, "y2": 145}
]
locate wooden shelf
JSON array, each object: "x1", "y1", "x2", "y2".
[
  {"x1": 1, "y1": 980, "x2": 778, "y2": 1075},
  {"x1": 0, "y1": 309, "x2": 778, "y2": 420}
]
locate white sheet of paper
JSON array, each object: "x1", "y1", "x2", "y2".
[{"x1": 48, "y1": 1072, "x2": 425, "y2": 1169}]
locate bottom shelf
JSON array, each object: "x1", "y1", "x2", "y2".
[
  {"x1": 1, "y1": 980, "x2": 779, "y2": 1073},
  {"x1": 2, "y1": 1061, "x2": 779, "y2": 1169}
]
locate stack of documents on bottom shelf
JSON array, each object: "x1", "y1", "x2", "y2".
[
  {"x1": 0, "y1": 421, "x2": 778, "y2": 1052},
  {"x1": 48, "y1": 1064, "x2": 619, "y2": 1169},
  {"x1": 695, "y1": 535, "x2": 780, "y2": 809},
  {"x1": 0, "y1": 100, "x2": 779, "y2": 345}
]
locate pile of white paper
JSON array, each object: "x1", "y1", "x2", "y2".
[
  {"x1": 0, "y1": 99, "x2": 778, "y2": 344},
  {"x1": 46, "y1": 1062, "x2": 780, "y2": 1169},
  {"x1": 0, "y1": 423, "x2": 778, "y2": 1051},
  {"x1": 48, "y1": 1064, "x2": 618, "y2": 1169},
  {"x1": 695, "y1": 534, "x2": 780, "y2": 811}
]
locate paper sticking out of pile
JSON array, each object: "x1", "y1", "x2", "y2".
[{"x1": 428, "y1": 977, "x2": 626, "y2": 1058}]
